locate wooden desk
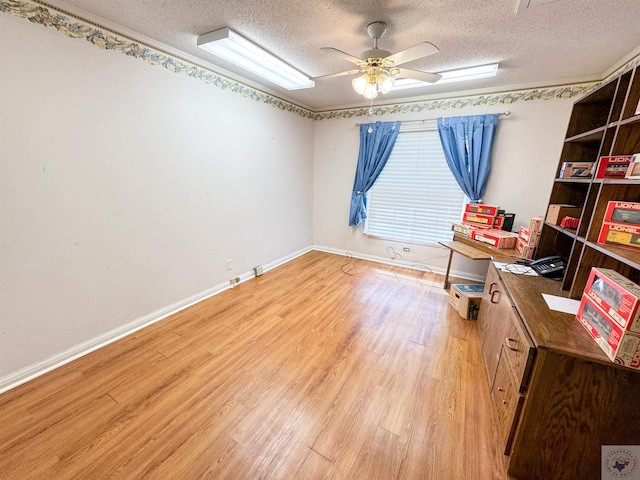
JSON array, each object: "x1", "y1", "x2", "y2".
[{"x1": 438, "y1": 240, "x2": 491, "y2": 289}]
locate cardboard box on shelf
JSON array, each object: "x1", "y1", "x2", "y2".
[
  {"x1": 624, "y1": 153, "x2": 640, "y2": 179},
  {"x1": 474, "y1": 229, "x2": 519, "y2": 249},
  {"x1": 598, "y1": 222, "x2": 640, "y2": 251},
  {"x1": 595, "y1": 155, "x2": 633, "y2": 178},
  {"x1": 449, "y1": 284, "x2": 484, "y2": 320},
  {"x1": 546, "y1": 204, "x2": 582, "y2": 225},
  {"x1": 559, "y1": 161, "x2": 594, "y2": 178},
  {"x1": 576, "y1": 294, "x2": 640, "y2": 370},
  {"x1": 584, "y1": 267, "x2": 640, "y2": 332},
  {"x1": 604, "y1": 201, "x2": 640, "y2": 226}
]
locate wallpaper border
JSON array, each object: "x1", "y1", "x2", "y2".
[{"x1": 1, "y1": 0, "x2": 635, "y2": 121}]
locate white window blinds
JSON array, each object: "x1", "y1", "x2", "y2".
[{"x1": 364, "y1": 126, "x2": 465, "y2": 244}]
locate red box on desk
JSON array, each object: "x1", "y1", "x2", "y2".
[
  {"x1": 516, "y1": 237, "x2": 536, "y2": 259},
  {"x1": 584, "y1": 267, "x2": 640, "y2": 332},
  {"x1": 462, "y1": 211, "x2": 496, "y2": 226},
  {"x1": 518, "y1": 226, "x2": 540, "y2": 247},
  {"x1": 598, "y1": 222, "x2": 640, "y2": 251},
  {"x1": 465, "y1": 203, "x2": 499, "y2": 216},
  {"x1": 603, "y1": 201, "x2": 640, "y2": 226},
  {"x1": 576, "y1": 294, "x2": 640, "y2": 369},
  {"x1": 474, "y1": 229, "x2": 518, "y2": 249},
  {"x1": 595, "y1": 155, "x2": 632, "y2": 178},
  {"x1": 528, "y1": 216, "x2": 543, "y2": 233},
  {"x1": 452, "y1": 222, "x2": 490, "y2": 240}
]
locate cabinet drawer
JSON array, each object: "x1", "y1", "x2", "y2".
[
  {"x1": 501, "y1": 306, "x2": 535, "y2": 392},
  {"x1": 492, "y1": 352, "x2": 523, "y2": 455}
]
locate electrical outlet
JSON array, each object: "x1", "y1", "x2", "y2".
[
  {"x1": 254, "y1": 265, "x2": 264, "y2": 276},
  {"x1": 403, "y1": 247, "x2": 410, "y2": 252},
  {"x1": 226, "y1": 259, "x2": 232, "y2": 270},
  {"x1": 235, "y1": 276, "x2": 240, "y2": 284}
]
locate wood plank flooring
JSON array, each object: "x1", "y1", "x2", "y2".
[{"x1": 0, "y1": 251, "x2": 508, "y2": 479}]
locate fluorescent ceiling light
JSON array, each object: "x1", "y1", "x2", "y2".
[
  {"x1": 392, "y1": 63, "x2": 499, "y2": 91},
  {"x1": 197, "y1": 28, "x2": 314, "y2": 90}
]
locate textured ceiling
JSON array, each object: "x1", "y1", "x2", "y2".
[{"x1": 42, "y1": 0, "x2": 640, "y2": 111}]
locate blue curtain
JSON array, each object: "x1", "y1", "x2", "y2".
[
  {"x1": 437, "y1": 114, "x2": 500, "y2": 203},
  {"x1": 349, "y1": 121, "x2": 401, "y2": 226}
]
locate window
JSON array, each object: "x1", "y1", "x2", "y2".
[{"x1": 364, "y1": 125, "x2": 465, "y2": 244}]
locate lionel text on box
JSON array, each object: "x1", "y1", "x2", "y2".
[
  {"x1": 595, "y1": 155, "x2": 632, "y2": 178},
  {"x1": 449, "y1": 284, "x2": 484, "y2": 320},
  {"x1": 576, "y1": 294, "x2": 640, "y2": 369},
  {"x1": 559, "y1": 161, "x2": 594, "y2": 178},
  {"x1": 584, "y1": 267, "x2": 640, "y2": 332},
  {"x1": 604, "y1": 201, "x2": 640, "y2": 226},
  {"x1": 546, "y1": 204, "x2": 582, "y2": 225},
  {"x1": 598, "y1": 222, "x2": 640, "y2": 251},
  {"x1": 474, "y1": 229, "x2": 519, "y2": 249}
]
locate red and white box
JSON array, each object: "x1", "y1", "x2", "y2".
[
  {"x1": 516, "y1": 237, "x2": 536, "y2": 259},
  {"x1": 465, "y1": 203, "x2": 500, "y2": 216},
  {"x1": 584, "y1": 267, "x2": 640, "y2": 332},
  {"x1": 528, "y1": 216, "x2": 544, "y2": 233},
  {"x1": 452, "y1": 222, "x2": 490, "y2": 239},
  {"x1": 474, "y1": 229, "x2": 519, "y2": 249},
  {"x1": 603, "y1": 201, "x2": 640, "y2": 226},
  {"x1": 598, "y1": 222, "x2": 640, "y2": 251},
  {"x1": 462, "y1": 211, "x2": 496, "y2": 226},
  {"x1": 595, "y1": 155, "x2": 633, "y2": 178},
  {"x1": 518, "y1": 226, "x2": 540, "y2": 247},
  {"x1": 576, "y1": 294, "x2": 640, "y2": 369}
]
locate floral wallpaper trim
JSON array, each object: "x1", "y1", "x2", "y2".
[{"x1": 0, "y1": 0, "x2": 631, "y2": 121}]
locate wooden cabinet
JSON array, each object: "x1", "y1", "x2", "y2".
[
  {"x1": 479, "y1": 263, "x2": 640, "y2": 480},
  {"x1": 537, "y1": 63, "x2": 640, "y2": 298}
]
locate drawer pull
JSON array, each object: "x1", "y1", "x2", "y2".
[
  {"x1": 505, "y1": 337, "x2": 519, "y2": 351},
  {"x1": 489, "y1": 282, "x2": 498, "y2": 295},
  {"x1": 490, "y1": 290, "x2": 500, "y2": 304}
]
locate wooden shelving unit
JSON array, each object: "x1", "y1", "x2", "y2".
[{"x1": 537, "y1": 63, "x2": 640, "y2": 298}]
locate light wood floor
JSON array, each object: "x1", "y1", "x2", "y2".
[{"x1": 0, "y1": 251, "x2": 508, "y2": 479}]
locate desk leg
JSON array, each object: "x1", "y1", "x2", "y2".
[{"x1": 443, "y1": 249, "x2": 454, "y2": 289}]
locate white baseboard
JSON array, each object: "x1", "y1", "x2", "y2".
[
  {"x1": 0, "y1": 244, "x2": 478, "y2": 394},
  {"x1": 312, "y1": 245, "x2": 486, "y2": 283}
]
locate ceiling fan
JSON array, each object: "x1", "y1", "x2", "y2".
[{"x1": 315, "y1": 21, "x2": 442, "y2": 99}]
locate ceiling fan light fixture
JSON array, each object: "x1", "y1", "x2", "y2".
[
  {"x1": 352, "y1": 74, "x2": 369, "y2": 95},
  {"x1": 363, "y1": 82, "x2": 379, "y2": 99},
  {"x1": 197, "y1": 27, "x2": 315, "y2": 90},
  {"x1": 378, "y1": 73, "x2": 395, "y2": 94}
]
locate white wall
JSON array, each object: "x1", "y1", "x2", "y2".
[
  {"x1": 0, "y1": 14, "x2": 314, "y2": 377},
  {"x1": 313, "y1": 100, "x2": 573, "y2": 279}
]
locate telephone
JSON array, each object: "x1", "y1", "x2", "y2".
[{"x1": 530, "y1": 255, "x2": 567, "y2": 279}]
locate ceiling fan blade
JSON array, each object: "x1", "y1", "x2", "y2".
[
  {"x1": 320, "y1": 47, "x2": 362, "y2": 64},
  {"x1": 312, "y1": 69, "x2": 361, "y2": 80},
  {"x1": 386, "y1": 42, "x2": 439, "y2": 66},
  {"x1": 397, "y1": 68, "x2": 442, "y2": 84}
]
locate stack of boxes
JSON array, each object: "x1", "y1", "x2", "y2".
[
  {"x1": 516, "y1": 216, "x2": 543, "y2": 259},
  {"x1": 598, "y1": 201, "x2": 640, "y2": 251},
  {"x1": 576, "y1": 268, "x2": 640, "y2": 370},
  {"x1": 451, "y1": 203, "x2": 517, "y2": 248}
]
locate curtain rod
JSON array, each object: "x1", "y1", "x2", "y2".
[{"x1": 354, "y1": 111, "x2": 511, "y2": 127}]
